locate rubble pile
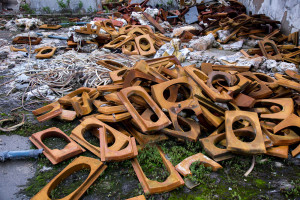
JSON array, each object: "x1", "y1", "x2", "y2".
[
  {"x1": 0, "y1": 0, "x2": 299, "y2": 199},
  {"x1": 29, "y1": 55, "x2": 300, "y2": 198},
  {"x1": 72, "y1": 21, "x2": 172, "y2": 56}
]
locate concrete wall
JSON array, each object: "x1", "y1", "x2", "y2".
[
  {"x1": 1, "y1": 0, "x2": 20, "y2": 11},
  {"x1": 26, "y1": 0, "x2": 101, "y2": 13},
  {"x1": 130, "y1": 0, "x2": 179, "y2": 9},
  {"x1": 238, "y1": 0, "x2": 300, "y2": 35}
]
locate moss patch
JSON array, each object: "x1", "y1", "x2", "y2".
[{"x1": 255, "y1": 179, "x2": 267, "y2": 189}]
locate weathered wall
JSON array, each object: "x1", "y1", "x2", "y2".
[
  {"x1": 130, "y1": 0, "x2": 179, "y2": 9},
  {"x1": 1, "y1": 0, "x2": 20, "y2": 11},
  {"x1": 238, "y1": 0, "x2": 300, "y2": 35},
  {"x1": 26, "y1": 0, "x2": 101, "y2": 13}
]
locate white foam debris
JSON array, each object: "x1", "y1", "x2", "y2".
[
  {"x1": 154, "y1": 39, "x2": 191, "y2": 62},
  {"x1": 131, "y1": 12, "x2": 148, "y2": 25},
  {"x1": 261, "y1": 60, "x2": 298, "y2": 73},
  {"x1": 217, "y1": 30, "x2": 230, "y2": 42},
  {"x1": 160, "y1": 21, "x2": 171, "y2": 30},
  {"x1": 4, "y1": 20, "x2": 18, "y2": 31},
  {"x1": 189, "y1": 33, "x2": 215, "y2": 51},
  {"x1": 172, "y1": 25, "x2": 199, "y2": 37},
  {"x1": 26, "y1": 85, "x2": 56, "y2": 101},
  {"x1": 15, "y1": 18, "x2": 43, "y2": 31},
  {"x1": 144, "y1": 8, "x2": 159, "y2": 18},
  {"x1": 221, "y1": 40, "x2": 244, "y2": 51}
]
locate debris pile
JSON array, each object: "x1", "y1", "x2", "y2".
[
  {"x1": 29, "y1": 54, "x2": 300, "y2": 198},
  {"x1": 0, "y1": 0, "x2": 299, "y2": 199},
  {"x1": 71, "y1": 20, "x2": 172, "y2": 56}
]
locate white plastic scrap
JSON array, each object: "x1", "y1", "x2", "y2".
[
  {"x1": 15, "y1": 18, "x2": 43, "y2": 31},
  {"x1": 220, "y1": 52, "x2": 298, "y2": 73},
  {"x1": 244, "y1": 39, "x2": 259, "y2": 48},
  {"x1": 5, "y1": 20, "x2": 18, "y2": 32},
  {"x1": 189, "y1": 51, "x2": 220, "y2": 64},
  {"x1": 276, "y1": 62, "x2": 298, "y2": 73},
  {"x1": 172, "y1": 25, "x2": 199, "y2": 37},
  {"x1": 217, "y1": 30, "x2": 230, "y2": 42},
  {"x1": 26, "y1": 85, "x2": 56, "y2": 101},
  {"x1": 189, "y1": 33, "x2": 215, "y2": 51},
  {"x1": 260, "y1": 60, "x2": 298, "y2": 73},
  {"x1": 154, "y1": 43, "x2": 170, "y2": 58},
  {"x1": 131, "y1": 12, "x2": 148, "y2": 25},
  {"x1": 154, "y1": 39, "x2": 191, "y2": 62},
  {"x1": 144, "y1": 8, "x2": 159, "y2": 18},
  {"x1": 159, "y1": 21, "x2": 172, "y2": 30},
  {"x1": 220, "y1": 52, "x2": 264, "y2": 68},
  {"x1": 221, "y1": 40, "x2": 244, "y2": 51}
]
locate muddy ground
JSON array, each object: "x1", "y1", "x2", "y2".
[{"x1": 0, "y1": 22, "x2": 299, "y2": 200}]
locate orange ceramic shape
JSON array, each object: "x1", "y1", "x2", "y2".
[
  {"x1": 291, "y1": 144, "x2": 300, "y2": 157},
  {"x1": 39, "y1": 24, "x2": 62, "y2": 30},
  {"x1": 200, "y1": 133, "x2": 234, "y2": 161},
  {"x1": 71, "y1": 92, "x2": 93, "y2": 117},
  {"x1": 275, "y1": 73, "x2": 300, "y2": 92},
  {"x1": 100, "y1": 20, "x2": 119, "y2": 38},
  {"x1": 10, "y1": 46, "x2": 27, "y2": 52},
  {"x1": 135, "y1": 34, "x2": 156, "y2": 56},
  {"x1": 100, "y1": 127, "x2": 138, "y2": 161},
  {"x1": 253, "y1": 73, "x2": 278, "y2": 89},
  {"x1": 12, "y1": 36, "x2": 42, "y2": 45},
  {"x1": 122, "y1": 41, "x2": 140, "y2": 55},
  {"x1": 270, "y1": 114, "x2": 300, "y2": 145},
  {"x1": 96, "y1": 60, "x2": 126, "y2": 71},
  {"x1": 97, "y1": 84, "x2": 123, "y2": 92},
  {"x1": 70, "y1": 118, "x2": 130, "y2": 158},
  {"x1": 29, "y1": 127, "x2": 85, "y2": 165},
  {"x1": 253, "y1": 98, "x2": 294, "y2": 120},
  {"x1": 31, "y1": 156, "x2": 106, "y2": 200},
  {"x1": 123, "y1": 69, "x2": 164, "y2": 88},
  {"x1": 167, "y1": 99, "x2": 202, "y2": 141},
  {"x1": 175, "y1": 153, "x2": 222, "y2": 176},
  {"x1": 95, "y1": 112, "x2": 132, "y2": 122},
  {"x1": 75, "y1": 23, "x2": 94, "y2": 34},
  {"x1": 151, "y1": 77, "x2": 202, "y2": 110},
  {"x1": 96, "y1": 104, "x2": 127, "y2": 114},
  {"x1": 58, "y1": 87, "x2": 96, "y2": 105},
  {"x1": 57, "y1": 109, "x2": 77, "y2": 121},
  {"x1": 185, "y1": 66, "x2": 232, "y2": 102},
  {"x1": 258, "y1": 39, "x2": 282, "y2": 61},
  {"x1": 285, "y1": 70, "x2": 300, "y2": 81},
  {"x1": 104, "y1": 34, "x2": 135, "y2": 49},
  {"x1": 118, "y1": 86, "x2": 171, "y2": 132},
  {"x1": 126, "y1": 195, "x2": 146, "y2": 200},
  {"x1": 109, "y1": 68, "x2": 127, "y2": 83},
  {"x1": 222, "y1": 74, "x2": 251, "y2": 96},
  {"x1": 36, "y1": 47, "x2": 57, "y2": 59},
  {"x1": 266, "y1": 146, "x2": 289, "y2": 158},
  {"x1": 240, "y1": 72, "x2": 273, "y2": 99},
  {"x1": 225, "y1": 111, "x2": 266, "y2": 154},
  {"x1": 123, "y1": 121, "x2": 168, "y2": 147},
  {"x1": 32, "y1": 101, "x2": 62, "y2": 122},
  {"x1": 131, "y1": 147, "x2": 184, "y2": 195}
]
